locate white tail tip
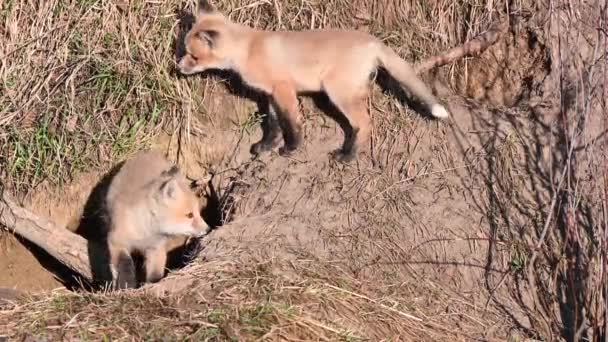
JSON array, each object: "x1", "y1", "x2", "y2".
[{"x1": 431, "y1": 104, "x2": 449, "y2": 119}]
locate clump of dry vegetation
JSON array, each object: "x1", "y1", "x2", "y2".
[
  {"x1": 1, "y1": 0, "x2": 607, "y2": 341},
  {"x1": 1, "y1": 257, "x2": 513, "y2": 340},
  {"x1": 0, "y1": 0, "x2": 507, "y2": 191}
]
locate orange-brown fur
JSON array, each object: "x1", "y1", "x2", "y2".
[
  {"x1": 104, "y1": 150, "x2": 210, "y2": 289},
  {"x1": 178, "y1": 0, "x2": 450, "y2": 161}
]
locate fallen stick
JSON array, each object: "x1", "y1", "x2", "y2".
[
  {"x1": 415, "y1": 18, "x2": 510, "y2": 74},
  {"x1": 0, "y1": 191, "x2": 93, "y2": 282}
]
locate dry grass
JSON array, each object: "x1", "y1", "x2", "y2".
[
  {"x1": 0, "y1": 0, "x2": 509, "y2": 193},
  {"x1": 0, "y1": 256, "x2": 510, "y2": 341}
]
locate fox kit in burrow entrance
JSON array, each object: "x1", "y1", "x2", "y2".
[
  {"x1": 104, "y1": 150, "x2": 210, "y2": 289},
  {"x1": 177, "y1": 0, "x2": 450, "y2": 162}
]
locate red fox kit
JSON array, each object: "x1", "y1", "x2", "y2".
[
  {"x1": 178, "y1": 0, "x2": 450, "y2": 162},
  {"x1": 104, "y1": 150, "x2": 210, "y2": 288}
]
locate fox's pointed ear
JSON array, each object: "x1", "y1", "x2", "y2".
[
  {"x1": 198, "y1": 0, "x2": 216, "y2": 15},
  {"x1": 159, "y1": 177, "x2": 181, "y2": 201},
  {"x1": 161, "y1": 165, "x2": 179, "y2": 177},
  {"x1": 198, "y1": 30, "x2": 219, "y2": 46}
]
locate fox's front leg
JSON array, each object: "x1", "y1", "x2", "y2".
[
  {"x1": 107, "y1": 241, "x2": 137, "y2": 290},
  {"x1": 271, "y1": 83, "x2": 302, "y2": 156},
  {"x1": 250, "y1": 101, "x2": 282, "y2": 155},
  {"x1": 144, "y1": 245, "x2": 168, "y2": 284}
]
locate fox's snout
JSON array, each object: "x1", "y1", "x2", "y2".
[
  {"x1": 176, "y1": 54, "x2": 204, "y2": 75},
  {"x1": 162, "y1": 219, "x2": 210, "y2": 238},
  {"x1": 194, "y1": 218, "x2": 211, "y2": 237},
  {"x1": 176, "y1": 57, "x2": 191, "y2": 75}
]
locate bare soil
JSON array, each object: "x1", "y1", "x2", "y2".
[{"x1": 0, "y1": 237, "x2": 63, "y2": 292}]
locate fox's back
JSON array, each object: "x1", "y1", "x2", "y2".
[
  {"x1": 105, "y1": 150, "x2": 174, "y2": 210},
  {"x1": 276, "y1": 28, "x2": 374, "y2": 46},
  {"x1": 252, "y1": 28, "x2": 379, "y2": 91},
  {"x1": 266, "y1": 29, "x2": 377, "y2": 63}
]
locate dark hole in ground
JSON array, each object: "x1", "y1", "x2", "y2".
[{"x1": 165, "y1": 176, "x2": 240, "y2": 271}]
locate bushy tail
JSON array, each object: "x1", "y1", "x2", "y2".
[{"x1": 377, "y1": 43, "x2": 449, "y2": 119}]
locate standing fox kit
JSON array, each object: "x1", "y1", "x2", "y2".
[
  {"x1": 178, "y1": 0, "x2": 450, "y2": 161},
  {"x1": 104, "y1": 150, "x2": 210, "y2": 289}
]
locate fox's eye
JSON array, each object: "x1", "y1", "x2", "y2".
[
  {"x1": 186, "y1": 212, "x2": 194, "y2": 219},
  {"x1": 190, "y1": 53, "x2": 198, "y2": 61}
]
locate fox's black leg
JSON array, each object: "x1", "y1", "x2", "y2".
[{"x1": 250, "y1": 102, "x2": 282, "y2": 155}]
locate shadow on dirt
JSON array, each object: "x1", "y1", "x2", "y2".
[{"x1": 449, "y1": 94, "x2": 606, "y2": 340}]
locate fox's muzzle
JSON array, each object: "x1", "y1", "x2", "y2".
[
  {"x1": 176, "y1": 57, "x2": 194, "y2": 75},
  {"x1": 195, "y1": 222, "x2": 212, "y2": 238}
]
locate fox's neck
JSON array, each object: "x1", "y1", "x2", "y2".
[{"x1": 224, "y1": 24, "x2": 258, "y2": 73}]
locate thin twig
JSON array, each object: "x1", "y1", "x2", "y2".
[
  {"x1": 324, "y1": 283, "x2": 423, "y2": 322},
  {"x1": 370, "y1": 164, "x2": 474, "y2": 200}
]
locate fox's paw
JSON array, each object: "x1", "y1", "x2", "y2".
[
  {"x1": 250, "y1": 140, "x2": 275, "y2": 155},
  {"x1": 113, "y1": 254, "x2": 137, "y2": 290},
  {"x1": 146, "y1": 272, "x2": 164, "y2": 284},
  {"x1": 278, "y1": 144, "x2": 298, "y2": 157},
  {"x1": 113, "y1": 277, "x2": 137, "y2": 290},
  {"x1": 330, "y1": 149, "x2": 356, "y2": 163}
]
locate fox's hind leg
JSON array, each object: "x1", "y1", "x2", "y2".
[
  {"x1": 323, "y1": 81, "x2": 371, "y2": 162},
  {"x1": 271, "y1": 82, "x2": 303, "y2": 156}
]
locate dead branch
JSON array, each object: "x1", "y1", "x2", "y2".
[
  {"x1": 415, "y1": 18, "x2": 509, "y2": 74},
  {"x1": 0, "y1": 191, "x2": 93, "y2": 282}
]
